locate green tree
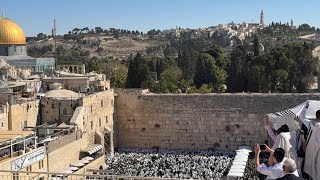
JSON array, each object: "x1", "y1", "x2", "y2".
[
  {"x1": 110, "y1": 65, "x2": 128, "y2": 88},
  {"x1": 207, "y1": 44, "x2": 227, "y2": 69},
  {"x1": 95, "y1": 27, "x2": 103, "y2": 34},
  {"x1": 227, "y1": 45, "x2": 247, "y2": 92},
  {"x1": 177, "y1": 48, "x2": 196, "y2": 81},
  {"x1": 156, "y1": 58, "x2": 166, "y2": 78},
  {"x1": 86, "y1": 57, "x2": 103, "y2": 73},
  {"x1": 253, "y1": 35, "x2": 260, "y2": 56},
  {"x1": 194, "y1": 53, "x2": 208, "y2": 88},
  {"x1": 125, "y1": 53, "x2": 151, "y2": 88},
  {"x1": 194, "y1": 53, "x2": 227, "y2": 92},
  {"x1": 160, "y1": 66, "x2": 182, "y2": 84}
]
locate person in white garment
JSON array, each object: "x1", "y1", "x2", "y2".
[
  {"x1": 271, "y1": 124, "x2": 300, "y2": 175},
  {"x1": 255, "y1": 144, "x2": 286, "y2": 179},
  {"x1": 303, "y1": 110, "x2": 320, "y2": 180}
]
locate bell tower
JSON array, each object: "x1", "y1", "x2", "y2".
[{"x1": 260, "y1": 10, "x2": 265, "y2": 27}]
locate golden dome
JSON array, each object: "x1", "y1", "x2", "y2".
[{"x1": 0, "y1": 18, "x2": 26, "y2": 45}]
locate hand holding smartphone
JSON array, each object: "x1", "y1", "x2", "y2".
[{"x1": 260, "y1": 144, "x2": 266, "y2": 150}]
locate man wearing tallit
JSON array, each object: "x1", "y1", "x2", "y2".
[{"x1": 301, "y1": 110, "x2": 320, "y2": 180}]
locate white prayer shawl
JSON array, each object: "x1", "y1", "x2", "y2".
[
  {"x1": 267, "y1": 100, "x2": 320, "y2": 179},
  {"x1": 272, "y1": 132, "x2": 300, "y2": 172},
  {"x1": 302, "y1": 122, "x2": 320, "y2": 180}
]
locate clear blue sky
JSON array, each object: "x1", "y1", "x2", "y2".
[{"x1": 1, "y1": 0, "x2": 319, "y2": 36}]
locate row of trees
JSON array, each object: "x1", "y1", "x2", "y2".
[
  {"x1": 28, "y1": 45, "x2": 53, "y2": 57},
  {"x1": 67, "y1": 27, "x2": 143, "y2": 36},
  {"x1": 228, "y1": 42, "x2": 317, "y2": 93},
  {"x1": 124, "y1": 37, "x2": 318, "y2": 93}
]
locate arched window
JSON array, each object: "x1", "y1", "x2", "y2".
[{"x1": 101, "y1": 100, "x2": 104, "y2": 107}]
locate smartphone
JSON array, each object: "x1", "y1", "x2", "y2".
[{"x1": 260, "y1": 144, "x2": 266, "y2": 150}]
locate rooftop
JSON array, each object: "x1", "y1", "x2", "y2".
[{"x1": 44, "y1": 89, "x2": 82, "y2": 99}]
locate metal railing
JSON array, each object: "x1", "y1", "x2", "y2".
[
  {"x1": 0, "y1": 170, "x2": 188, "y2": 180},
  {"x1": 47, "y1": 131, "x2": 82, "y2": 153}
]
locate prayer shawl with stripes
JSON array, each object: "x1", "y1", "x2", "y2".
[{"x1": 267, "y1": 100, "x2": 320, "y2": 180}]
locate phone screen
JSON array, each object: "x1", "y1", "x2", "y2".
[{"x1": 260, "y1": 144, "x2": 266, "y2": 150}]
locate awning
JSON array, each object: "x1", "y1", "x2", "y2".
[
  {"x1": 80, "y1": 159, "x2": 90, "y2": 164},
  {"x1": 81, "y1": 144, "x2": 103, "y2": 155},
  {"x1": 49, "y1": 177, "x2": 63, "y2": 180},
  {"x1": 81, "y1": 156, "x2": 94, "y2": 161},
  {"x1": 66, "y1": 166, "x2": 79, "y2": 171},
  {"x1": 55, "y1": 170, "x2": 73, "y2": 174},
  {"x1": 70, "y1": 161, "x2": 85, "y2": 167}
]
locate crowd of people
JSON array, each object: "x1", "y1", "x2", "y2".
[{"x1": 254, "y1": 108, "x2": 320, "y2": 180}]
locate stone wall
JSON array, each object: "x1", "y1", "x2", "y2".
[
  {"x1": 82, "y1": 90, "x2": 114, "y2": 152},
  {"x1": 47, "y1": 133, "x2": 89, "y2": 173},
  {"x1": 115, "y1": 89, "x2": 320, "y2": 151},
  {"x1": 41, "y1": 98, "x2": 81, "y2": 124},
  {"x1": 0, "y1": 105, "x2": 8, "y2": 130},
  {"x1": 40, "y1": 90, "x2": 115, "y2": 154},
  {"x1": 9, "y1": 100, "x2": 39, "y2": 131}
]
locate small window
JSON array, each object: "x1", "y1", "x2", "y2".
[
  {"x1": 63, "y1": 108, "x2": 67, "y2": 115},
  {"x1": 38, "y1": 160, "x2": 44, "y2": 169},
  {"x1": 19, "y1": 122, "x2": 23, "y2": 130},
  {"x1": 91, "y1": 105, "x2": 93, "y2": 113},
  {"x1": 105, "y1": 116, "x2": 108, "y2": 124},
  {"x1": 101, "y1": 100, "x2": 104, "y2": 107},
  {"x1": 99, "y1": 118, "x2": 101, "y2": 127},
  {"x1": 91, "y1": 121, "x2": 93, "y2": 129},
  {"x1": 1, "y1": 121, "x2": 3, "y2": 127}
]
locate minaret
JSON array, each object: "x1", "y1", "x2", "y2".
[
  {"x1": 1, "y1": 9, "x2": 4, "y2": 18},
  {"x1": 291, "y1": 19, "x2": 293, "y2": 27},
  {"x1": 260, "y1": 10, "x2": 264, "y2": 27}
]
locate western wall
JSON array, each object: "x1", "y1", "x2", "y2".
[{"x1": 115, "y1": 89, "x2": 320, "y2": 151}]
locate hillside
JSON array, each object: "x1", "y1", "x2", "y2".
[{"x1": 27, "y1": 34, "x2": 168, "y2": 61}]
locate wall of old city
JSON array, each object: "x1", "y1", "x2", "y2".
[
  {"x1": 81, "y1": 90, "x2": 114, "y2": 151},
  {"x1": 41, "y1": 97, "x2": 81, "y2": 124},
  {"x1": 0, "y1": 105, "x2": 8, "y2": 130},
  {"x1": 115, "y1": 89, "x2": 320, "y2": 151},
  {"x1": 9, "y1": 100, "x2": 39, "y2": 131},
  {"x1": 47, "y1": 133, "x2": 89, "y2": 173},
  {"x1": 40, "y1": 90, "x2": 115, "y2": 153}
]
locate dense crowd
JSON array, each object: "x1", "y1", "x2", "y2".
[
  {"x1": 106, "y1": 149, "x2": 236, "y2": 179},
  {"x1": 105, "y1": 149, "x2": 272, "y2": 179}
]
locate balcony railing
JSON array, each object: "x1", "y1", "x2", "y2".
[{"x1": 0, "y1": 170, "x2": 186, "y2": 180}]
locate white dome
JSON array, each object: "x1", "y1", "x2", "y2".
[{"x1": 45, "y1": 89, "x2": 81, "y2": 99}]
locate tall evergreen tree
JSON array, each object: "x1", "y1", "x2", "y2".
[
  {"x1": 253, "y1": 35, "x2": 260, "y2": 56},
  {"x1": 177, "y1": 48, "x2": 196, "y2": 81},
  {"x1": 227, "y1": 45, "x2": 247, "y2": 92},
  {"x1": 125, "y1": 53, "x2": 151, "y2": 88}
]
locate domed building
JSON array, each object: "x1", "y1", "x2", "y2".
[{"x1": 0, "y1": 17, "x2": 55, "y2": 72}]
